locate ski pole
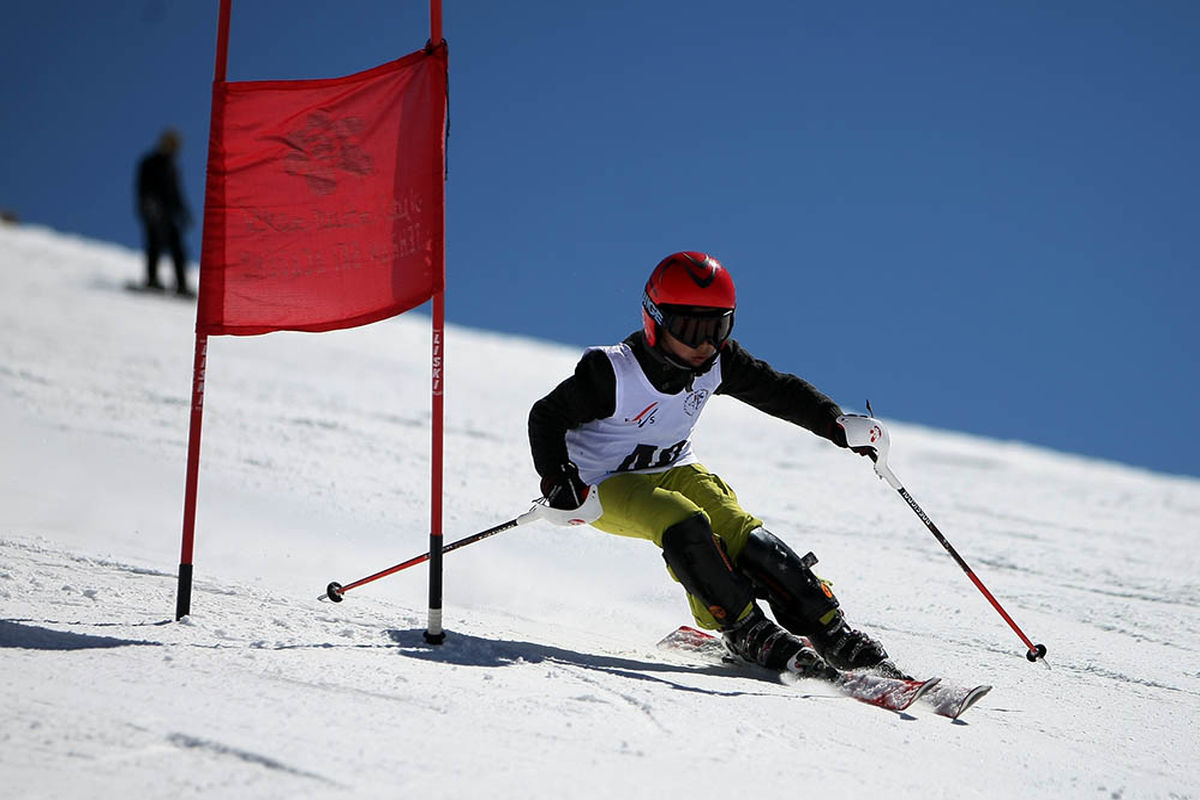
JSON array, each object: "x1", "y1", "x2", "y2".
[
  {"x1": 838, "y1": 412, "x2": 1049, "y2": 664},
  {"x1": 891, "y1": 482, "x2": 1048, "y2": 662},
  {"x1": 319, "y1": 505, "x2": 544, "y2": 602}
]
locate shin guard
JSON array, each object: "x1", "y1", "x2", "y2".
[
  {"x1": 736, "y1": 528, "x2": 842, "y2": 636},
  {"x1": 660, "y1": 514, "x2": 755, "y2": 628}
]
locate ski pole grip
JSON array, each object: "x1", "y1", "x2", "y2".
[
  {"x1": 836, "y1": 414, "x2": 903, "y2": 489},
  {"x1": 528, "y1": 485, "x2": 604, "y2": 527}
]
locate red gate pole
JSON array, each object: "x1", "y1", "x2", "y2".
[
  {"x1": 423, "y1": 0, "x2": 448, "y2": 644},
  {"x1": 176, "y1": 0, "x2": 232, "y2": 620}
]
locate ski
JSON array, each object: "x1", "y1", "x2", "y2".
[
  {"x1": 122, "y1": 280, "x2": 195, "y2": 300},
  {"x1": 920, "y1": 680, "x2": 993, "y2": 720},
  {"x1": 824, "y1": 671, "x2": 940, "y2": 712},
  {"x1": 870, "y1": 660, "x2": 993, "y2": 719},
  {"x1": 657, "y1": 624, "x2": 728, "y2": 659},
  {"x1": 657, "y1": 626, "x2": 940, "y2": 713}
]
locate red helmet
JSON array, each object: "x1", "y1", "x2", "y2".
[{"x1": 641, "y1": 251, "x2": 736, "y2": 349}]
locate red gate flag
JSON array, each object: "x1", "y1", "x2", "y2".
[{"x1": 198, "y1": 44, "x2": 447, "y2": 336}]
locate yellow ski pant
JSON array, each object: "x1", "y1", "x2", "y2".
[{"x1": 592, "y1": 463, "x2": 762, "y2": 629}]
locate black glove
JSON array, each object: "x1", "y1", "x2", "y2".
[
  {"x1": 829, "y1": 419, "x2": 877, "y2": 461},
  {"x1": 540, "y1": 463, "x2": 589, "y2": 510}
]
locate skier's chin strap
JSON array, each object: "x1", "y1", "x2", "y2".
[
  {"x1": 639, "y1": 335, "x2": 718, "y2": 390},
  {"x1": 659, "y1": 348, "x2": 718, "y2": 376}
]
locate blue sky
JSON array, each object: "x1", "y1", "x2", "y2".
[{"x1": 3, "y1": 1, "x2": 1198, "y2": 478}]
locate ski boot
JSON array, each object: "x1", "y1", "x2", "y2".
[
  {"x1": 722, "y1": 607, "x2": 838, "y2": 679},
  {"x1": 808, "y1": 613, "x2": 890, "y2": 671}
]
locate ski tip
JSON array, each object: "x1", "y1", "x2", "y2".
[
  {"x1": 912, "y1": 676, "x2": 942, "y2": 700},
  {"x1": 952, "y1": 685, "x2": 993, "y2": 719},
  {"x1": 886, "y1": 676, "x2": 942, "y2": 711},
  {"x1": 657, "y1": 625, "x2": 719, "y2": 649}
]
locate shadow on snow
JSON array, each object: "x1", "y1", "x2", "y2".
[
  {"x1": 0, "y1": 619, "x2": 162, "y2": 651},
  {"x1": 384, "y1": 627, "x2": 796, "y2": 700}
]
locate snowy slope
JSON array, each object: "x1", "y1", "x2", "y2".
[{"x1": 1, "y1": 223, "x2": 1197, "y2": 799}]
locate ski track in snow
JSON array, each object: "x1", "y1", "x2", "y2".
[{"x1": 1, "y1": 224, "x2": 1198, "y2": 799}]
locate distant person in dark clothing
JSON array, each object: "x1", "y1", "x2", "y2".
[{"x1": 135, "y1": 128, "x2": 193, "y2": 296}]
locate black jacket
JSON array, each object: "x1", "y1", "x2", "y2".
[
  {"x1": 136, "y1": 151, "x2": 188, "y2": 225},
  {"x1": 528, "y1": 331, "x2": 845, "y2": 478}
]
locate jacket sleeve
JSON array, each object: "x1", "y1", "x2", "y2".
[
  {"x1": 715, "y1": 339, "x2": 845, "y2": 443},
  {"x1": 528, "y1": 349, "x2": 617, "y2": 478}
]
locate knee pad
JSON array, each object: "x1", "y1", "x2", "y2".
[
  {"x1": 661, "y1": 514, "x2": 754, "y2": 628},
  {"x1": 737, "y1": 528, "x2": 841, "y2": 635}
]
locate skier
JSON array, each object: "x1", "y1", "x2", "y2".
[
  {"x1": 135, "y1": 128, "x2": 193, "y2": 296},
  {"x1": 528, "y1": 251, "x2": 890, "y2": 679}
]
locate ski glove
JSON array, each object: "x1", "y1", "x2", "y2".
[
  {"x1": 540, "y1": 462, "x2": 590, "y2": 510},
  {"x1": 829, "y1": 419, "x2": 876, "y2": 460}
]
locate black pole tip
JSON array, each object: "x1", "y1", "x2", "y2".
[
  {"x1": 1026, "y1": 643, "x2": 1048, "y2": 662},
  {"x1": 326, "y1": 582, "x2": 344, "y2": 603},
  {"x1": 423, "y1": 629, "x2": 446, "y2": 645}
]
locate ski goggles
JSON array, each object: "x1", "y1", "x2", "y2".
[{"x1": 645, "y1": 296, "x2": 735, "y2": 348}]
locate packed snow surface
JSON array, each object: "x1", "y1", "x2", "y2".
[{"x1": 1, "y1": 224, "x2": 1197, "y2": 799}]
